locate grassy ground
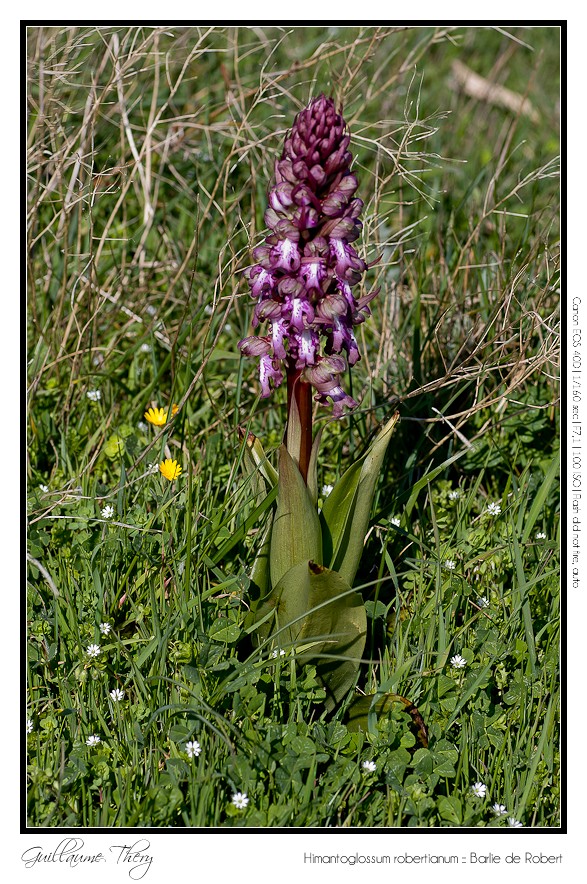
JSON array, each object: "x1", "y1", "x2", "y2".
[{"x1": 26, "y1": 25, "x2": 560, "y2": 828}]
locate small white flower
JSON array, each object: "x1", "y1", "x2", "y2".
[
  {"x1": 450, "y1": 654, "x2": 466, "y2": 669},
  {"x1": 476, "y1": 596, "x2": 489, "y2": 608},
  {"x1": 535, "y1": 532, "x2": 546, "y2": 540},
  {"x1": 492, "y1": 803, "x2": 508, "y2": 816},
  {"x1": 271, "y1": 648, "x2": 286, "y2": 658},
  {"x1": 99, "y1": 622, "x2": 111, "y2": 635},
  {"x1": 86, "y1": 734, "x2": 101, "y2": 746},
  {"x1": 109, "y1": 687, "x2": 125, "y2": 701},
  {"x1": 86, "y1": 643, "x2": 101, "y2": 658},
  {"x1": 390, "y1": 517, "x2": 400, "y2": 527},
  {"x1": 186, "y1": 740, "x2": 201, "y2": 758},
  {"x1": 507, "y1": 817, "x2": 523, "y2": 827},
  {"x1": 87, "y1": 389, "x2": 101, "y2": 402},
  {"x1": 444, "y1": 559, "x2": 456, "y2": 571},
  {"x1": 361, "y1": 760, "x2": 377, "y2": 773},
  {"x1": 232, "y1": 792, "x2": 249, "y2": 809},
  {"x1": 39, "y1": 484, "x2": 49, "y2": 493},
  {"x1": 486, "y1": 502, "x2": 501, "y2": 516},
  {"x1": 322, "y1": 484, "x2": 334, "y2": 497},
  {"x1": 137, "y1": 421, "x2": 148, "y2": 433},
  {"x1": 27, "y1": 719, "x2": 33, "y2": 734},
  {"x1": 140, "y1": 343, "x2": 152, "y2": 353},
  {"x1": 471, "y1": 781, "x2": 486, "y2": 798},
  {"x1": 101, "y1": 505, "x2": 114, "y2": 519},
  {"x1": 448, "y1": 490, "x2": 460, "y2": 500},
  {"x1": 146, "y1": 462, "x2": 160, "y2": 475}
]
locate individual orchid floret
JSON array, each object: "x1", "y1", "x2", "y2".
[{"x1": 238, "y1": 93, "x2": 376, "y2": 415}]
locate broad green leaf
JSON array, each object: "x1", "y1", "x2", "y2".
[
  {"x1": 316, "y1": 587, "x2": 366, "y2": 713},
  {"x1": 320, "y1": 413, "x2": 399, "y2": 586},
  {"x1": 269, "y1": 446, "x2": 322, "y2": 589},
  {"x1": 438, "y1": 795, "x2": 462, "y2": 825},
  {"x1": 255, "y1": 560, "x2": 366, "y2": 709},
  {"x1": 208, "y1": 619, "x2": 241, "y2": 643}
]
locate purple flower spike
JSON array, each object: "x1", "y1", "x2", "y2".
[{"x1": 238, "y1": 94, "x2": 377, "y2": 412}]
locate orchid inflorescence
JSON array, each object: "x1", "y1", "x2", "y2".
[
  {"x1": 239, "y1": 94, "x2": 378, "y2": 417},
  {"x1": 239, "y1": 95, "x2": 402, "y2": 724}
]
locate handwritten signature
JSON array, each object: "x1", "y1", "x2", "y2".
[{"x1": 21, "y1": 838, "x2": 153, "y2": 880}]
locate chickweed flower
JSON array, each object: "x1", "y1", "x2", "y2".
[
  {"x1": 101, "y1": 505, "x2": 114, "y2": 519},
  {"x1": 390, "y1": 517, "x2": 400, "y2": 527},
  {"x1": 476, "y1": 596, "x2": 489, "y2": 608},
  {"x1": 450, "y1": 654, "x2": 467, "y2": 669},
  {"x1": 27, "y1": 719, "x2": 33, "y2": 734},
  {"x1": 507, "y1": 817, "x2": 523, "y2": 827},
  {"x1": 448, "y1": 489, "x2": 460, "y2": 500},
  {"x1": 232, "y1": 792, "x2": 249, "y2": 809},
  {"x1": 444, "y1": 559, "x2": 456, "y2": 571},
  {"x1": 86, "y1": 734, "x2": 101, "y2": 746},
  {"x1": 471, "y1": 782, "x2": 487, "y2": 798},
  {"x1": 87, "y1": 390, "x2": 101, "y2": 402},
  {"x1": 535, "y1": 531, "x2": 547, "y2": 539},
  {"x1": 144, "y1": 406, "x2": 168, "y2": 427},
  {"x1": 361, "y1": 760, "x2": 377, "y2": 773},
  {"x1": 39, "y1": 484, "x2": 49, "y2": 493},
  {"x1": 486, "y1": 501, "x2": 501, "y2": 516},
  {"x1": 492, "y1": 803, "x2": 508, "y2": 816},
  {"x1": 238, "y1": 94, "x2": 378, "y2": 417},
  {"x1": 109, "y1": 687, "x2": 124, "y2": 701},
  {"x1": 86, "y1": 644, "x2": 101, "y2": 658},
  {"x1": 99, "y1": 622, "x2": 111, "y2": 635},
  {"x1": 186, "y1": 740, "x2": 201, "y2": 759},
  {"x1": 322, "y1": 484, "x2": 334, "y2": 497},
  {"x1": 271, "y1": 648, "x2": 286, "y2": 658},
  {"x1": 159, "y1": 459, "x2": 181, "y2": 481}
]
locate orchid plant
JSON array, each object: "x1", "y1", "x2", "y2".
[{"x1": 239, "y1": 95, "x2": 399, "y2": 713}]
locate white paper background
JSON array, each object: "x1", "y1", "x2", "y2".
[{"x1": 14, "y1": 9, "x2": 574, "y2": 882}]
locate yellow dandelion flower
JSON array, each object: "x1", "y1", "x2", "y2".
[
  {"x1": 159, "y1": 459, "x2": 181, "y2": 481},
  {"x1": 144, "y1": 406, "x2": 168, "y2": 426},
  {"x1": 171, "y1": 404, "x2": 179, "y2": 416}
]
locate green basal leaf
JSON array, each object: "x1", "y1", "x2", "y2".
[
  {"x1": 320, "y1": 412, "x2": 399, "y2": 586},
  {"x1": 269, "y1": 445, "x2": 322, "y2": 589},
  {"x1": 273, "y1": 560, "x2": 366, "y2": 709}
]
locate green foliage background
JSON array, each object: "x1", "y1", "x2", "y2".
[{"x1": 27, "y1": 25, "x2": 560, "y2": 828}]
